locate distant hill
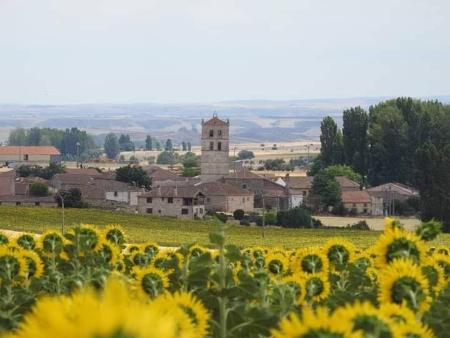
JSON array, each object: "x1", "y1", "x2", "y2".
[{"x1": 1, "y1": 96, "x2": 449, "y2": 144}]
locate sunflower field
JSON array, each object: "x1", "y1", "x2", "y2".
[{"x1": 0, "y1": 218, "x2": 449, "y2": 338}]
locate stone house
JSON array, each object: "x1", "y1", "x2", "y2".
[
  {"x1": 367, "y1": 182, "x2": 419, "y2": 207},
  {"x1": 138, "y1": 186, "x2": 205, "y2": 219},
  {"x1": 0, "y1": 146, "x2": 61, "y2": 166},
  {"x1": 224, "y1": 169, "x2": 289, "y2": 211},
  {"x1": 0, "y1": 195, "x2": 57, "y2": 207},
  {"x1": 0, "y1": 170, "x2": 15, "y2": 196},
  {"x1": 277, "y1": 175, "x2": 313, "y2": 208},
  {"x1": 196, "y1": 181, "x2": 254, "y2": 213},
  {"x1": 341, "y1": 190, "x2": 383, "y2": 216}
]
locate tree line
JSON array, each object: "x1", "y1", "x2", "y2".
[{"x1": 312, "y1": 97, "x2": 450, "y2": 231}]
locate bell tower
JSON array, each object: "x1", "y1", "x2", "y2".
[{"x1": 200, "y1": 114, "x2": 230, "y2": 182}]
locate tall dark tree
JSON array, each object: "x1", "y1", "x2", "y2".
[
  {"x1": 165, "y1": 139, "x2": 173, "y2": 151},
  {"x1": 182, "y1": 141, "x2": 187, "y2": 151},
  {"x1": 8, "y1": 128, "x2": 26, "y2": 146},
  {"x1": 27, "y1": 128, "x2": 42, "y2": 145},
  {"x1": 104, "y1": 133, "x2": 120, "y2": 159},
  {"x1": 145, "y1": 135, "x2": 153, "y2": 151},
  {"x1": 319, "y1": 116, "x2": 344, "y2": 167},
  {"x1": 118, "y1": 134, "x2": 135, "y2": 151},
  {"x1": 115, "y1": 165, "x2": 151, "y2": 189},
  {"x1": 342, "y1": 106, "x2": 369, "y2": 175},
  {"x1": 187, "y1": 142, "x2": 192, "y2": 152}
]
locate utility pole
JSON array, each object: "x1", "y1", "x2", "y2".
[
  {"x1": 59, "y1": 194, "x2": 65, "y2": 235},
  {"x1": 76, "y1": 142, "x2": 81, "y2": 168}
]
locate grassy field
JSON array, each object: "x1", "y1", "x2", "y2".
[{"x1": 0, "y1": 206, "x2": 448, "y2": 248}]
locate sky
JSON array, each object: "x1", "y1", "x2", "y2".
[{"x1": 0, "y1": 0, "x2": 449, "y2": 104}]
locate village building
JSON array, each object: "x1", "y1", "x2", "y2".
[
  {"x1": 196, "y1": 181, "x2": 254, "y2": 213},
  {"x1": 0, "y1": 170, "x2": 15, "y2": 196},
  {"x1": 341, "y1": 190, "x2": 383, "y2": 216},
  {"x1": 200, "y1": 116, "x2": 230, "y2": 183},
  {"x1": 277, "y1": 175, "x2": 313, "y2": 208},
  {"x1": 0, "y1": 146, "x2": 61, "y2": 166},
  {"x1": 138, "y1": 186, "x2": 205, "y2": 219},
  {"x1": 367, "y1": 182, "x2": 419, "y2": 203}
]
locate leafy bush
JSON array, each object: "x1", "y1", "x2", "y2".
[
  {"x1": 115, "y1": 165, "x2": 151, "y2": 189},
  {"x1": 346, "y1": 220, "x2": 370, "y2": 230},
  {"x1": 237, "y1": 150, "x2": 254, "y2": 160},
  {"x1": 156, "y1": 151, "x2": 178, "y2": 165},
  {"x1": 277, "y1": 207, "x2": 312, "y2": 228},
  {"x1": 215, "y1": 212, "x2": 228, "y2": 223},
  {"x1": 233, "y1": 209, "x2": 245, "y2": 221},
  {"x1": 55, "y1": 188, "x2": 85, "y2": 208},
  {"x1": 239, "y1": 219, "x2": 250, "y2": 226},
  {"x1": 29, "y1": 182, "x2": 49, "y2": 197}
]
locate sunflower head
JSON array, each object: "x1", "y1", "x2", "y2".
[
  {"x1": 0, "y1": 246, "x2": 28, "y2": 280},
  {"x1": 292, "y1": 247, "x2": 329, "y2": 274},
  {"x1": 73, "y1": 224, "x2": 101, "y2": 253},
  {"x1": 303, "y1": 272, "x2": 330, "y2": 302},
  {"x1": 282, "y1": 273, "x2": 305, "y2": 304},
  {"x1": 0, "y1": 232, "x2": 9, "y2": 246},
  {"x1": 378, "y1": 258, "x2": 431, "y2": 313},
  {"x1": 103, "y1": 224, "x2": 126, "y2": 246},
  {"x1": 22, "y1": 250, "x2": 45, "y2": 279},
  {"x1": 324, "y1": 238, "x2": 355, "y2": 270},
  {"x1": 265, "y1": 251, "x2": 289, "y2": 277},
  {"x1": 39, "y1": 231, "x2": 65, "y2": 256},
  {"x1": 421, "y1": 257, "x2": 446, "y2": 296},
  {"x1": 373, "y1": 227, "x2": 426, "y2": 266},
  {"x1": 15, "y1": 233, "x2": 37, "y2": 250},
  {"x1": 97, "y1": 239, "x2": 121, "y2": 265},
  {"x1": 134, "y1": 266, "x2": 169, "y2": 299},
  {"x1": 433, "y1": 253, "x2": 450, "y2": 280},
  {"x1": 379, "y1": 303, "x2": 416, "y2": 325},
  {"x1": 143, "y1": 242, "x2": 159, "y2": 257}
]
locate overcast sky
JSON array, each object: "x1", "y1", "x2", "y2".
[{"x1": 0, "y1": 0, "x2": 449, "y2": 104}]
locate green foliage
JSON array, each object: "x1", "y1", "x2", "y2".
[
  {"x1": 237, "y1": 150, "x2": 254, "y2": 160},
  {"x1": 416, "y1": 220, "x2": 442, "y2": 242},
  {"x1": 312, "y1": 170, "x2": 341, "y2": 207},
  {"x1": 104, "y1": 133, "x2": 120, "y2": 159},
  {"x1": 118, "y1": 134, "x2": 135, "y2": 151},
  {"x1": 55, "y1": 188, "x2": 84, "y2": 208},
  {"x1": 156, "y1": 151, "x2": 178, "y2": 165},
  {"x1": 165, "y1": 139, "x2": 173, "y2": 151},
  {"x1": 343, "y1": 106, "x2": 369, "y2": 175},
  {"x1": 215, "y1": 212, "x2": 228, "y2": 224},
  {"x1": 277, "y1": 207, "x2": 312, "y2": 228},
  {"x1": 233, "y1": 209, "x2": 245, "y2": 221},
  {"x1": 182, "y1": 167, "x2": 200, "y2": 177},
  {"x1": 264, "y1": 158, "x2": 294, "y2": 171},
  {"x1": 322, "y1": 164, "x2": 363, "y2": 185},
  {"x1": 423, "y1": 285, "x2": 450, "y2": 338},
  {"x1": 181, "y1": 152, "x2": 199, "y2": 168},
  {"x1": 145, "y1": 135, "x2": 153, "y2": 151},
  {"x1": 320, "y1": 116, "x2": 344, "y2": 167},
  {"x1": 16, "y1": 162, "x2": 65, "y2": 180},
  {"x1": 29, "y1": 182, "x2": 49, "y2": 197},
  {"x1": 115, "y1": 165, "x2": 151, "y2": 189}
]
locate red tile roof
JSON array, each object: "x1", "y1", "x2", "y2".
[
  {"x1": 336, "y1": 176, "x2": 360, "y2": 190},
  {"x1": 0, "y1": 146, "x2": 60, "y2": 156},
  {"x1": 341, "y1": 191, "x2": 371, "y2": 204},
  {"x1": 284, "y1": 176, "x2": 313, "y2": 189},
  {"x1": 203, "y1": 116, "x2": 229, "y2": 126},
  {"x1": 139, "y1": 186, "x2": 204, "y2": 198}
]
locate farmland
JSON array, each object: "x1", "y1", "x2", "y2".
[{"x1": 0, "y1": 206, "x2": 448, "y2": 248}]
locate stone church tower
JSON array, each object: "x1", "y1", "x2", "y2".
[{"x1": 201, "y1": 115, "x2": 230, "y2": 182}]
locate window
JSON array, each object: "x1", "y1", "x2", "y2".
[
  {"x1": 181, "y1": 208, "x2": 189, "y2": 215},
  {"x1": 363, "y1": 208, "x2": 368, "y2": 213},
  {"x1": 353, "y1": 203, "x2": 356, "y2": 207},
  {"x1": 114, "y1": 191, "x2": 118, "y2": 197},
  {"x1": 302, "y1": 191, "x2": 307, "y2": 196},
  {"x1": 199, "y1": 208, "x2": 204, "y2": 214},
  {"x1": 146, "y1": 208, "x2": 153, "y2": 214},
  {"x1": 146, "y1": 197, "x2": 152, "y2": 203},
  {"x1": 242, "y1": 184, "x2": 247, "y2": 189},
  {"x1": 218, "y1": 130, "x2": 222, "y2": 136},
  {"x1": 363, "y1": 203, "x2": 367, "y2": 207},
  {"x1": 209, "y1": 142, "x2": 214, "y2": 150},
  {"x1": 217, "y1": 142, "x2": 222, "y2": 151},
  {"x1": 168, "y1": 197, "x2": 173, "y2": 204},
  {"x1": 24, "y1": 154, "x2": 29, "y2": 161},
  {"x1": 209, "y1": 129, "x2": 214, "y2": 137}
]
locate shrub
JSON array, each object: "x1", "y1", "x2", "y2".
[
  {"x1": 347, "y1": 220, "x2": 370, "y2": 230},
  {"x1": 233, "y1": 209, "x2": 245, "y2": 221},
  {"x1": 264, "y1": 213, "x2": 278, "y2": 225},
  {"x1": 215, "y1": 212, "x2": 228, "y2": 223},
  {"x1": 311, "y1": 217, "x2": 323, "y2": 228},
  {"x1": 29, "y1": 182, "x2": 49, "y2": 197},
  {"x1": 55, "y1": 188, "x2": 84, "y2": 208},
  {"x1": 277, "y1": 207, "x2": 312, "y2": 228},
  {"x1": 239, "y1": 219, "x2": 250, "y2": 226}
]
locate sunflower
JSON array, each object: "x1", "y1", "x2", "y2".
[
  {"x1": 373, "y1": 227, "x2": 426, "y2": 266},
  {"x1": 421, "y1": 257, "x2": 446, "y2": 296},
  {"x1": 22, "y1": 249, "x2": 45, "y2": 279},
  {"x1": 0, "y1": 231, "x2": 9, "y2": 246},
  {"x1": 0, "y1": 246, "x2": 28, "y2": 279},
  {"x1": 272, "y1": 307, "x2": 358, "y2": 338},
  {"x1": 265, "y1": 251, "x2": 289, "y2": 277},
  {"x1": 131, "y1": 250, "x2": 151, "y2": 268},
  {"x1": 189, "y1": 244, "x2": 207, "y2": 257},
  {"x1": 152, "y1": 251, "x2": 182, "y2": 272},
  {"x1": 15, "y1": 233, "x2": 36, "y2": 250},
  {"x1": 282, "y1": 273, "x2": 305, "y2": 304},
  {"x1": 303, "y1": 272, "x2": 330, "y2": 302},
  {"x1": 74, "y1": 224, "x2": 101, "y2": 252},
  {"x1": 433, "y1": 253, "x2": 450, "y2": 280},
  {"x1": 164, "y1": 292, "x2": 210, "y2": 338},
  {"x1": 38, "y1": 231, "x2": 65, "y2": 256},
  {"x1": 333, "y1": 301, "x2": 399, "y2": 338},
  {"x1": 142, "y1": 242, "x2": 160, "y2": 257},
  {"x1": 396, "y1": 322, "x2": 435, "y2": 338},
  {"x1": 324, "y1": 238, "x2": 355, "y2": 270},
  {"x1": 291, "y1": 247, "x2": 329, "y2": 274},
  {"x1": 384, "y1": 217, "x2": 403, "y2": 230},
  {"x1": 134, "y1": 266, "x2": 169, "y2": 299},
  {"x1": 103, "y1": 224, "x2": 127, "y2": 246},
  {"x1": 379, "y1": 303, "x2": 416, "y2": 325},
  {"x1": 96, "y1": 239, "x2": 121, "y2": 265},
  {"x1": 378, "y1": 258, "x2": 431, "y2": 313}
]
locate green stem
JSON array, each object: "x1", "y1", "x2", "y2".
[{"x1": 219, "y1": 226, "x2": 227, "y2": 338}]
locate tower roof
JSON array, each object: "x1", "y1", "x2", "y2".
[{"x1": 203, "y1": 116, "x2": 229, "y2": 126}]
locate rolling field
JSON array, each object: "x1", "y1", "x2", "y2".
[{"x1": 0, "y1": 206, "x2": 448, "y2": 248}]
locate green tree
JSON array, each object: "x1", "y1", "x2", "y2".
[
  {"x1": 165, "y1": 139, "x2": 173, "y2": 151},
  {"x1": 115, "y1": 165, "x2": 151, "y2": 189},
  {"x1": 104, "y1": 133, "x2": 120, "y2": 159},
  {"x1": 156, "y1": 151, "x2": 178, "y2": 165},
  {"x1": 187, "y1": 142, "x2": 192, "y2": 151},
  {"x1": 145, "y1": 135, "x2": 153, "y2": 151},
  {"x1": 182, "y1": 141, "x2": 187, "y2": 151},
  {"x1": 8, "y1": 128, "x2": 26, "y2": 146},
  {"x1": 237, "y1": 150, "x2": 255, "y2": 160},
  {"x1": 277, "y1": 207, "x2": 312, "y2": 228},
  {"x1": 118, "y1": 134, "x2": 135, "y2": 151},
  {"x1": 343, "y1": 106, "x2": 369, "y2": 175},
  {"x1": 27, "y1": 128, "x2": 41, "y2": 145},
  {"x1": 55, "y1": 188, "x2": 84, "y2": 208},
  {"x1": 320, "y1": 116, "x2": 344, "y2": 167},
  {"x1": 312, "y1": 170, "x2": 342, "y2": 208},
  {"x1": 29, "y1": 183, "x2": 49, "y2": 197},
  {"x1": 321, "y1": 164, "x2": 363, "y2": 185},
  {"x1": 182, "y1": 152, "x2": 199, "y2": 168}
]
